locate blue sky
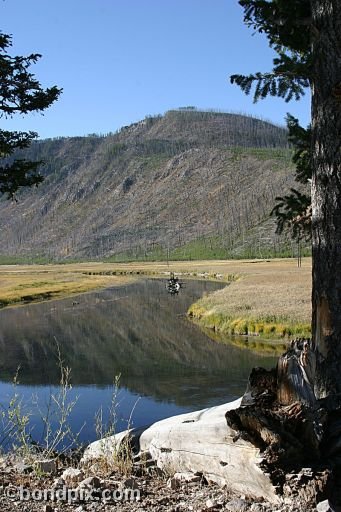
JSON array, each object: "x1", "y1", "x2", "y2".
[{"x1": 2, "y1": 0, "x2": 311, "y2": 139}]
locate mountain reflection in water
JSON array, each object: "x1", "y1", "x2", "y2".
[{"x1": 0, "y1": 279, "x2": 277, "y2": 444}]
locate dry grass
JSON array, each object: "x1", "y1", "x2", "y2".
[
  {"x1": 0, "y1": 267, "x2": 134, "y2": 307},
  {"x1": 188, "y1": 258, "x2": 312, "y2": 339}
]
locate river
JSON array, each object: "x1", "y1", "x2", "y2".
[{"x1": 0, "y1": 279, "x2": 277, "y2": 449}]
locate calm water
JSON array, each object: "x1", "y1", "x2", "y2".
[{"x1": 0, "y1": 279, "x2": 277, "y2": 447}]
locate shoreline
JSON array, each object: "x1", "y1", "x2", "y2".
[
  {"x1": 188, "y1": 303, "x2": 311, "y2": 341},
  {"x1": 0, "y1": 261, "x2": 232, "y2": 310},
  {"x1": 0, "y1": 394, "x2": 323, "y2": 512},
  {"x1": 0, "y1": 272, "x2": 136, "y2": 309},
  {"x1": 0, "y1": 452, "x2": 314, "y2": 512},
  {"x1": 194, "y1": 323, "x2": 290, "y2": 356},
  {"x1": 0, "y1": 259, "x2": 311, "y2": 342},
  {"x1": 187, "y1": 259, "x2": 311, "y2": 341}
]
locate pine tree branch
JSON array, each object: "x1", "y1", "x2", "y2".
[{"x1": 0, "y1": 32, "x2": 61, "y2": 197}]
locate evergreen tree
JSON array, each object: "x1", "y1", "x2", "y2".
[
  {"x1": 271, "y1": 114, "x2": 311, "y2": 241},
  {"x1": 0, "y1": 32, "x2": 61, "y2": 198},
  {"x1": 232, "y1": 0, "x2": 341, "y2": 400}
]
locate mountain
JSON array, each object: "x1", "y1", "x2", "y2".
[{"x1": 0, "y1": 109, "x2": 302, "y2": 261}]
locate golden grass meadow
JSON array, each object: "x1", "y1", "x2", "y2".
[{"x1": 188, "y1": 258, "x2": 311, "y2": 339}]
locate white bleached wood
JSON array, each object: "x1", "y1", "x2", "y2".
[{"x1": 82, "y1": 398, "x2": 280, "y2": 503}]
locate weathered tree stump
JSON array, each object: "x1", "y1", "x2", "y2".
[
  {"x1": 224, "y1": 338, "x2": 341, "y2": 504},
  {"x1": 277, "y1": 338, "x2": 316, "y2": 407}
]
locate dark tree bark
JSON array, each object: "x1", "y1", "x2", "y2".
[
  {"x1": 311, "y1": 0, "x2": 341, "y2": 399},
  {"x1": 222, "y1": 2, "x2": 341, "y2": 503}
]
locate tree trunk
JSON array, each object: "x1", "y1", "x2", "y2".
[{"x1": 311, "y1": 0, "x2": 341, "y2": 399}]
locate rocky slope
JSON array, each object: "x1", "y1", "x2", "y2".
[
  {"x1": 0, "y1": 452, "x2": 330, "y2": 511},
  {"x1": 0, "y1": 109, "x2": 298, "y2": 261}
]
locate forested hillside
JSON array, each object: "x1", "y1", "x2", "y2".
[{"x1": 0, "y1": 109, "x2": 304, "y2": 261}]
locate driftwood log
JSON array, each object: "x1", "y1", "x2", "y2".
[
  {"x1": 82, "y1": 398, "x2": 282, "y2": 502},
  {"x1": 82, "y1": 338, "x2": 341, "y2": 506}
]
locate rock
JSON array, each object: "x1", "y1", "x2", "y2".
[
  {"x1": 44, "y1": 505, "x2": 54, "y2": 512},
  {"x1": 87, "y1": 505, "x2": 100, "y2": 511},
  {"x1": 316, "y1": 500, "x2": 335, "y2": 512},
  {"x1": 146, "y1": 465, "x2": 164, "y2": 477},
  {"x1": 79, "y1": 475, "x2": 101, "y2": 488},
  {"x1": 122, "y1": 476, "x2": 139, "y2": 489},
  {"x1": 226, "y1": 498, "x2": 249, "y2": 512},
  {"x1": 173, "y1": 471, "x2": 202, "y2": 484},
  {"x1": 301, "y1": 467, "x2": 314, "y2": 477},
  {"x1": 88, "y1": 462, "x2": 102, "y2": 474},
  {"x1": 133, "y1": 459, "x2": 156, "y2": 472},
  {"x1": 34, "y1": 459, "x2": 56, "y2": 474},
  {"x1": 52, "y1": 477, "x2": 65, "y2": 489},
  {"x1": 250, "y1": 504, "x2": 264, "y2": 512},
  {"x1": 205, "y1": 498, "x2": 218, "y2": 509},
  {"x1": 74, "y1": 506, "x2": 84, "y2": 512},
  {"x1": 167, "y1": 477, "x2": 180, "y2": 490},
  {"x1": 14, "y1": 462, "x2": 33, "y2": 474},
  {"x1": 61, "y1": 467, "x2": 84, "y2": 485}
]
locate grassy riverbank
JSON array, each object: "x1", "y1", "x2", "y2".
[
  {"x1": 0, "y1": 259, "x2": 311, "y2": 342},
  {"x1": 0, "y1": 265, "x2": 135, "y2": 307},
  {"x1": 0, "y1": 260, "x2": 236, "y2": 308},
  {"x1": 188, "y1": 258, "x2": 311, "y2": 339}
]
